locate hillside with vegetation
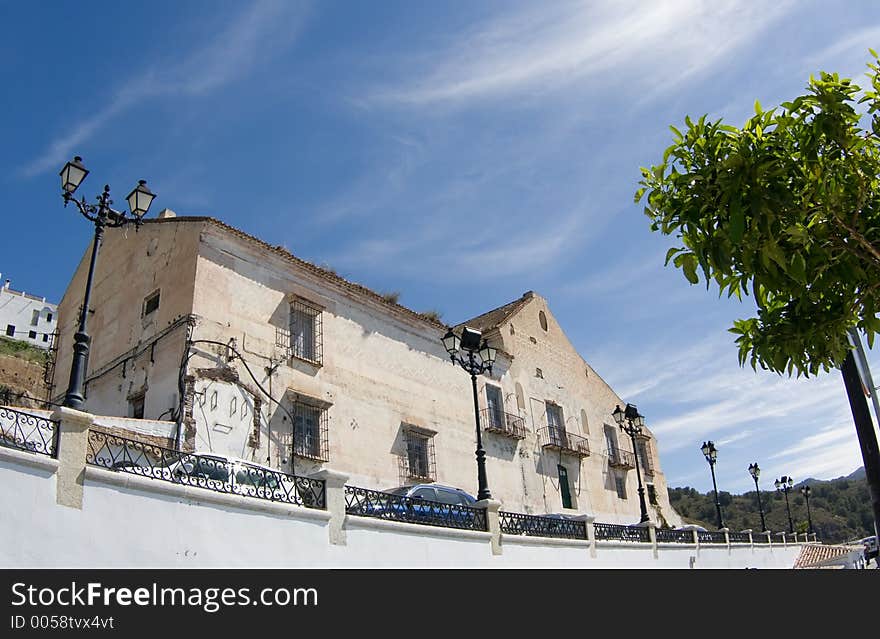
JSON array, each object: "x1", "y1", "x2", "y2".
[
  {"x1": 0, "y1": 336, "x2": 51, "y2": 407},
  {"x1": 669, "y1": 468, "x2": 874, "y2": 544}
]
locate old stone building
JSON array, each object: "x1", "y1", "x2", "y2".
[{"x1": 51, "y1": 212, "x2": 682, "y2": 526}]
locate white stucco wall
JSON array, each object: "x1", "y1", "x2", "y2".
[{"x1": 0, "y1": 451, "x2": 802, "y2": 569}]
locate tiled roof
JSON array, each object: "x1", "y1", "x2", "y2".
[
  {"x1": 455, "y1": 291, "x2": 534, "y2": 333},
  {"x1": 142, "y1": 216, "x2": 448, "y2": 329},
  {"x1": 793, "y1": 543, "x2": 864, "y2": 569}
]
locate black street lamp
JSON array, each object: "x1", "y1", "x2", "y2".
[
  {"x1": 442, "y1": 326, "x2": 497, "y2": 501},
  {"x1": 748, "y1": 462, "x2": 767, "y2": 532},
  {"x1": 612, "y1": 403, "x2": 650, "y2": 523},
  {"x1": 775, "y1": 475, "x2": 795, "y2": 533},
  {"x1": 701, "y1": 441, "x2": 725, "y2": 529},
  {"x1": 801, "y1": 484, "x2": 814, "y2": 535},
  {"x1": 58, "y1": 156, "x2": 155, "y2": 410}
]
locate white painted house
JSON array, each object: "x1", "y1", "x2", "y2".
[{"x1": 0, "y1": 274, "x2": 57, "y2": 350}]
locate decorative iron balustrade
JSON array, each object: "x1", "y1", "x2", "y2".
[
  {"x1": 0, "y1": 406, "x2": 58, "y2": 457},
  {"x1": 753, "y1": 533, "x2": 772, "y2": 544},
  {"x1": 593, "y1": 522, "x2": 651, "y2": 543},
  {"x1": 655, "y1": 528, "x2": 696, "y2": 544},
  {"x1": 538, "y1": 427, "x2": 590, "y2": 457},
  {"x1": 697, "y1": 530, "x2": 728, "y2": 544},
  {"x1": 344, "y1": 485, "x2": 487, "y2": 532},
  {"x1": 86, "y1": 430, "x2": 325, "y2": 509},
  {"x1": 481, "y1": 408, "x2": 526, "y2": 440},
  {"x1": 499, "y1": 511, "x2": 587, "y2": 540},
  {"x1": 606, "y1": 447, "x2": 636, "y2": 469},
  {"x1": 728, "y1": 531, "x2": 751, "y2": 544}
]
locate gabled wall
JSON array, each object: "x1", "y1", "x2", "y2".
[
  {"x1": 52, "y1": 219, "x2": 202, "y2": 420},
  {"x1": 478, "y1": 292, "x2": 681, "y2": 525}
]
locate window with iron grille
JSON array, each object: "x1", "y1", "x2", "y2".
[
  {"x1": 402, "y1": 428, "x2": 436, "y2": 481},
  {"x1": 286, "y1": 298, "x2": 323, "y2": 365},
  {"x1": 292, "y1": 401, "x2": 329, "y2": 461}
]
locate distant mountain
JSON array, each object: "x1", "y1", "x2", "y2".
[
  {"x1": 668, "y1": 466, "x2": 873, "y2": 543},
  {"x1": 845, "y1": 467, "x2": 867, "y2": 481},
  {"x1": 795, "y1": 467, "x2": 864, "y2": 488}
]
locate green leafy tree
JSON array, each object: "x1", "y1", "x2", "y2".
[{"x1": 637, "y1": 52, "x2": 880, "y2": 538}]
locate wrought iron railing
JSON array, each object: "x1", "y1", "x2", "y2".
[
  {"x1": 655, "y1": 528, "x2": 696, "y2": 544},
  {"x1": 344, "y1": 486, "x2": 487, "y2": 532},
  {"x1": 606, "y1": 447, "x2": 636, "y2": 469},
  {"x1": 0, "y1": 406, "x2": 58, "y2": 457},
  {"x1": 753, "y1": 532, "x2": 772, "y2": 544},
  {"x1": 86, "y1": 430, "x2": 325, "y2": 509},
  {"x1": 481, "y1": 408, "x2": 527, "y2": 440},
  {"x1": 538, "y1": 427, "x2": 590, "y2": 457},
  {"x1": 697, "y1": 530, "x2": 728, "y2": 544},
  {"x1": 593, "y1": 522, "x2": 651, "y2": 543},
  {"x1": 499, "y1": 511, "x2": 587, "y2": 540},
  {"x1": 728, "y1": 531, "x2": 751, "y2": 543}
]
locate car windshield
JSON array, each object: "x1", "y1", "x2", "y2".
[
  {"x1": 192, "y1": 456, "x2": 230, "y2": 481},
  {"x1": 434, "y1": 489, "x2": 472, "y2": 506},
  {"x1": 235, "y1": 465, "x2": 281, "y2": 489}
]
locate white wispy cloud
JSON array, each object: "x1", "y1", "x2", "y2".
[
  {"x1": 22, "y1": 1, "x2": 310, "y2": 177},
  {"x1": 375, "y1": 0, "x2": 795, "y2": 106}
]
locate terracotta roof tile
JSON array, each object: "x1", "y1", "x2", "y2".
[
  {"x1": 455, "y1": 291, "x2": 534, "y2": 333},
  {"x1": 793, "y1": 543, "x2": 864, "y2": 569}
]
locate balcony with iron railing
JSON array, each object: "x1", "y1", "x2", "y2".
[
  {"x1": 606, "y1": 447, "x2": 635, "y2": 470},
  {"x1": 538, "y1": 427, "x2": 590, "y2": 458},
  {"x1": 481, "y1": 408, "x2": 526, "y2": 440}
]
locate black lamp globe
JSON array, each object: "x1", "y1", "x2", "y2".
[
  {"x1": 126, "y1": 179, "x2": 156, "y2": 217},
  {"x1": 478, "y1": 341, "x2": 497, "y2": 368},
  {"x1": 748, "y1": 462, "x2": 760, "y2": 480},
  {"x1": 441, "y1": 329, "x2": 460, "y2": 356},
  {"x1": 459, "y1": 326, "x2": 482, "y2": 351},
  {"x1": 60, "y1": 156, "x2": 89, "y2": 194}
]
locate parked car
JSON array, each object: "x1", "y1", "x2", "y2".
[
  {"x1": 675, "y1": 524, "x2": 708, "y2": 532},
  {"x1": 353, "y1": 483, "x2": 479, "y2": 525},
  {"x1": 166, "y1": 453, "x2": 302, "y2": 502}
]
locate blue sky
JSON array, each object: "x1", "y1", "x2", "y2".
[{"x1": 3, "y1": 0, "x2": 879, "y2": 495}]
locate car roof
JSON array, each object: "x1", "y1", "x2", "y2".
[
  {"x1": 189, "y1": 452, "x2": 280, "y2": 472},
  {"x1": 384, "y1": 483, "x2": 474, "y2": 496}
]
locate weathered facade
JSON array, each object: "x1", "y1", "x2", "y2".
[{"x1": 52, "y1": 213, "x2": 682, "y2": 526}]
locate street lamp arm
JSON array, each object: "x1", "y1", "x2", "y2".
[{"x1": 63, "y1": 188, "x2": 142, "y2": 229}]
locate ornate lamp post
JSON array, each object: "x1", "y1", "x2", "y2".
[
  {"x1": 801, "y1": 484, "x2": 814, "y2": 535},
  {"x1": 612, "y1": 403, "x2": 650, "y2": 523},
  {"x1": 58, "y1": 156, "x2": 156, "y2": 409},
  {"x1": 748, "y1": 462, "x2": 767, "y2": 532},
  {"x1": 442, "y1": 326, "x2": 497, "y2": 501},
  {"x1": 701, "y1": 441, "x2": 725, "y2": 529},
  {"x1": 775, "y1": 475, "x2": 795, "y2": 533}
]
